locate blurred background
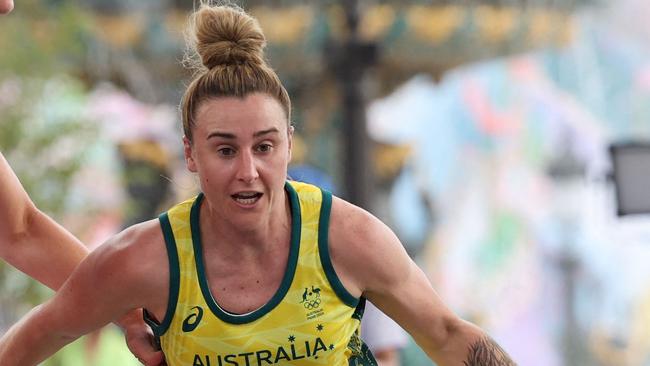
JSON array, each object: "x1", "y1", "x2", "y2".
[{"x1": 2, "y1": 0, "x2": 650, "y2": 365}]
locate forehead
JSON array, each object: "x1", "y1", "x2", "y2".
[{"x1": 194, "y1": 93, "x2": 287, "y2": 136}]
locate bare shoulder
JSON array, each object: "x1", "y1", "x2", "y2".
[
  {"x1": 92, "y1": 219, "x2": 165, "y2": 274},
  {"x1": 328, "y1": 197, "x2": 393, "y2": 252},
  {"x1": 12, "y1": 218, "x2": 172, "y2": 343},
  {"x1": 79, "y1": 219, "x2": 169, "y2": 313},
  {"x1": 328, "y1": 196, "x2": 412, "y2": 298}
]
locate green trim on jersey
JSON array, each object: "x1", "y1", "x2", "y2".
[
  {"x1": 144, "y1": 212, "x2": 181, "y2": 337},
  {"x1": 351, "y1": 297, "x2": 366, "y2": 321},
  {"x1": 154, "y1": 181, "x2": 375, "y2": 365},
  {"x1": 191, "y1": 182, "x2": 302, "y2": 324},
  {"x1": 318, "y1": 189, "x2": 359, "y2": 308}
]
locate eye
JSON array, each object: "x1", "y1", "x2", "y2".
[
  {"x1": 256, "y1": 143, "x2": 273, "y2": 153},
  {"x1": 217, "y1": 147, "x2": 236, "y2": 157}
]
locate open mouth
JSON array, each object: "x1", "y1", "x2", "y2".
[{"x1": 231, "y1": 192, "x2": 263, "y2": 205}]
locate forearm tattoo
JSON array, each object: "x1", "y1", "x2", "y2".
[{"x1": 463, "y1": 335, "x2": 516, "y2": 366}]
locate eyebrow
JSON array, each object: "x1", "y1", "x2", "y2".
[
  {"x1": 206, "y1": 127, "x2": 280, "y2": 140},
  {"x1": 254, "y1": 127, "x2": 280, "y2": 138}
]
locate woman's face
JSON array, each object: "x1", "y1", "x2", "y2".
[
  {"x1": 185, "y1": 93, "x2": 292, "y2": 227},
  {"x1": 0, "y1": 0, "x2": 14, "y2": 14}
]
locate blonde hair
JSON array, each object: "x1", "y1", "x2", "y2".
[{"x1": 181, "y1": 2, "x2": 291, "y2": 142}]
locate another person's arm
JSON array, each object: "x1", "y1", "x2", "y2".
[
  {"x1": 0, "y1": 153, "x2": 88, "y2": 290},
  {"x1": 0, "y1": 220, "x2": 168, "y2": 366},
  {"x1": 330, "y1": 197, "x2": 516, "y2": 365},
  {"x1": 374, "y1": 349, "x2": 401, "y2": 366},
  {"x1": 0, "y1": 153, "x2": 165, "y2": 365}
]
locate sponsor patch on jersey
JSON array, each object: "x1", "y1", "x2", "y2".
[
  {"x1": 182, "y1": 306, "x2": 204, "y2": 333},
  {"x1": 300, "y1": 285, "x2": 325, "y2": 319}
]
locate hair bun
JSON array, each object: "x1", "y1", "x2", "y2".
[{"x1": 192, "y1": 5, "x2": 266, "y2": 69}]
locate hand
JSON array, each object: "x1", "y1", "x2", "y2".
[
  {"x1": 125, "y1": 325, "x2": 166, "y2": 366},
  {"x1": 0, "y1": 0, "x2": 14, "y2": 14},
  {"x1": 118, "y1": 309, "x2": 166, "y2": 366}
]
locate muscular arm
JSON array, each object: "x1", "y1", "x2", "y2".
[
  {"x1": 0, "y1": 153, "x2": 165, "y2": 365},
  {"x1": 0, "y1": 220, "x2": 168, "y2": 365},
  {"x1": 0, "y1": 153, "x2": 88, "y2": 290},
  {"x1": 329, "y1": 197, "x2": 516, "y2": 366}
]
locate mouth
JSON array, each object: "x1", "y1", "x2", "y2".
[{"x1": 231, "y1": 191, "x2": 263, "y2": 206}]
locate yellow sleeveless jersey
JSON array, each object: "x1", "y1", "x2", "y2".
[{"x1": 144, "y1": 181, "x2": 377, "y2": 366}]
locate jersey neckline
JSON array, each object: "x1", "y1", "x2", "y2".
[{"x1": 189, "y1": 181, "x2": 302, "y2": 324}]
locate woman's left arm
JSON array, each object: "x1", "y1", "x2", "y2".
[
  {"x1": 329, "y1": 197, "x2": 516, "y2": 366},
  {"x1": 0, "y1": 222, "x2": 165, "y2": 366}
]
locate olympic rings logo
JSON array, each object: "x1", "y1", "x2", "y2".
[
  {"x1": 303, "y1": 298, "x2": 321, "y2": 310},
  {"x1": 300, "y1": 286, "x2": 323, "y2": 310}
]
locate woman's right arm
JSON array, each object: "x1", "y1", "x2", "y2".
[
  {"x1": 0, "y1": 220, "x2": 168, "y2": 366},
  {"x1": 0, "y1": 153, "x2": 89, "y2": 290}
]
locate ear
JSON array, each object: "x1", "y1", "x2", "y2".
[
  {"x1": 183, "y1": 136, "x2": 198, "y2": 173},
  {"x1": 287, "y1": 125, "x2": 294, "y2": 162}
]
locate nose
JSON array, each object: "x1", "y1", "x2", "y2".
[{"x1": 236, "y1": 150, "x2": 259, "y2": 183}]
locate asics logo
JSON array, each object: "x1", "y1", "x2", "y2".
[{"x1": 182, "y1": 306, "x2": 204, "y2": 333}]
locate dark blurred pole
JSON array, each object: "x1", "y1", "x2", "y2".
[
  {"x1": 559, "y1": 253, "x2": 580, "y2": 366},
  {"x1": 547, "y1": 136, "x2": 590, "y2": 366},
  {"x1": 326, "y1": 0, "x2": 378, "y2": 210}
]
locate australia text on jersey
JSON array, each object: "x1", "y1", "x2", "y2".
[{"x1": 192, "y1": 336, "x2": 334, "y2": 366}]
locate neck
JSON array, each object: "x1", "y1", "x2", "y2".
[{"x1": 201, "y1": 191, "x2": 292, "y2": 257}]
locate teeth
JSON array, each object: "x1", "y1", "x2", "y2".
[
  {"x1": 234, "y1": 196, "x2": 259, "y2": 205},
  {"x1": 232, "y1": 192, "x2": 261, "y2": 205}
]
